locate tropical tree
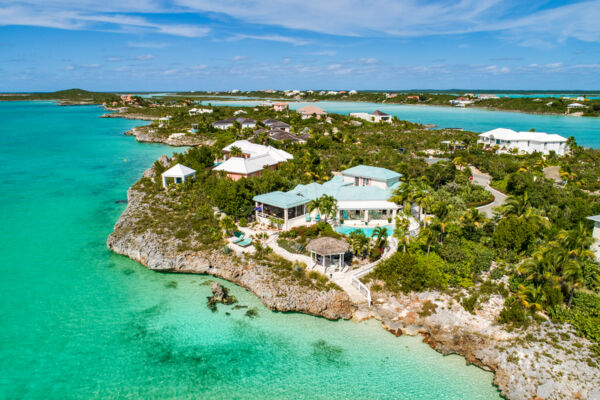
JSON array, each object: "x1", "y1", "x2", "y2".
[
  {"x1": 432, "y1": 201, "x2": 452, "y2": 245},
  {"x1": 349, "y1": 230, "x2": 369, "y2": 258},
  {"x1": 394, "y1": 216, "x2": 410, "y2": 252},
  {"x1": 306, "y1": 198, "x2": 322, "y2": 218},
  {"x1": 372, "y1": 226, "x2": 389, "y2": 251},
  {"x1": 229, "y1": 146, "x2": 243, "y2": 157},
  {"x1": 418, "y1": 227, "x2": 436, "y2": 256},
  {"x1": 557, "y1": 222, "x2": 595, "y2": 261},
  {"x1": 318, "y1": 195, "x2": 338, "y2": 222}
]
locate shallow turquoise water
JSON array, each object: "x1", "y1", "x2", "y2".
[
  {"x1": 335, "y1": 224, "x2": 395, "y2": 237},
  {"x1": 202, "y1": 99, "x2": 600, "y2": 148},
  {"x1": 0, "y1": 101, "x2": 502, "y2": 399}
]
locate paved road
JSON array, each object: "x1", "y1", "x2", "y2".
[{"x1": 471, "y1": 169, "x2": 507, "y2": 218}]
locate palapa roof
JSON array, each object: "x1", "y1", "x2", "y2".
[{"x1": 306, "y1": 237, "x2": 349, "y2": 255}]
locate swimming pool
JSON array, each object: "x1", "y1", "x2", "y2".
[{"x1": 335, "y1": 224, "x2": 395, "y2": 237}]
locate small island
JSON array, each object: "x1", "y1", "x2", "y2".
[{"x1": 107, "y1": 100, "x2": 600, "y2": 399}]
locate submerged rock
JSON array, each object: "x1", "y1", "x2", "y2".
[{"x1": 208, "y1": 282, "x2": 237, "y2": 306}]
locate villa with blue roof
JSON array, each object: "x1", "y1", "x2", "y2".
[{"x1": 253, "y1": 165, "x2": 402, "y2": 230}]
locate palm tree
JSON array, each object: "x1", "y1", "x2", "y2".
[
  {"x1": 432, "y1": 201, "x2": 451, "y2": 245},
  {"x1": 394, "y1": 216, "x2": 410, "y2": 252},
  {"x1": 306, "y1": 198, "x2": 322, "y2": 219},
  {"x1": 372, "y1": 226, "x2": 388, "y2": 251},
  {"x1": 349, "y1": 230, "x2": 369, "y2": 258},
  {"x1": 516, "y1": 284, "x2": 545, "y2": 311},
  {"x1": 460, "y1": 208, "x2": 488, "y2": 229},
  {"x1": 500, "y1": 191, "x2": 531, "y2": 217},
  {"x1": 557, "y1": 222, "x2": 595, "y2": 261},
  {"x1": 418, "y1": 227, "x2": 435, "y2": 256},
  {"x1": 229, "y1": 146, "x2": 243, "y2": 157},
  {"x1": 318, "y1": 195, "x2": 338, "y2": 222},
  {"x1": 563, "y1": 262, "x2": 584, "y2": 307}
]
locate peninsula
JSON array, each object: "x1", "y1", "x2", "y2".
[{"x1": 107, "y1": 101, "x2": 600, "y2": 399}]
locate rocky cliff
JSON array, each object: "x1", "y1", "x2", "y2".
[{"x1": 107, "y1": 167, "x2": 354, "y2": 320}]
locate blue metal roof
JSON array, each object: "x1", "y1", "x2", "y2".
[
  {"x1": 253, "y1": 174, "x2": 401, "y2": 208},
  {"x1": 587, "y1": 215, "x2": 600, "y2": 223},
  {"x1": 341, "y1": 165, "x2": 402, "y2": 181}
]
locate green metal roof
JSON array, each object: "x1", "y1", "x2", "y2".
[
  {"x1": 341, "y1": 165, "x2": 401, "y2": 181},
  {"x1": 587, "y1": 215, "x2": 600, "y2": 223},
  {"x1": 253, "y1": 191, "x2": 308, "y2": 209}
]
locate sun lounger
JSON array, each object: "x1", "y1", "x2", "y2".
[
  {"x1": 236, "y1": 238, "x2": 253, "y2": 247},
  {"x1": 315, "y1": 214, "x2": 321, "y2": 222},
  {"x1": 305, "y1": 213, "x2": 311, "y2": 222}
]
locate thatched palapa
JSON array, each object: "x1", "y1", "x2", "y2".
[{"x1": 306, "y1": 237, "x2": 349, "y2": 256}]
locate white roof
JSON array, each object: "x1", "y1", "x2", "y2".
[
  {"x1": 337, "y1": 200, "x2": 399, "y2": 210},
  {"x1": 479, "y1": 128, "x2": 567, "y2": 143},
  {"x1": 222, "y1": 140, "x2": 293, "y2": 162},
  {"x1": 162, "y1": 163, "x2": 196, "y2": 178},
  {"x1": 568, "y1": 103, "x2": 587, "y2": 108},
  {"x1": 214, "y1": 154, "x2": 279, "y2": 175}
]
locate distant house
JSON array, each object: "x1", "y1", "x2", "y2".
[
  {"x1": 273, "y1": 102, "x2": 289, "y2": 112},
  {"x1": 213, "y1": 140, "x2": 293, "y2": 180},
  {"x1": 406, "y1": 95, "x2": 420, "y2": 101},
  {"x1": 233, "y1": 110, "x2": 247, "y2": 116},
  {"x1": 350, "y1": 110, "x2": 392, "y2": 123},
  {"x1": 263, "y1": 119, "x2": 291, "y2": 132},
  {"x1": 268, "y1": 130, "x2": 309, "y2": 144},
  {"x1": 567, "y1": 103, "x2": 588, "y2": 109},
  {"x1": 297, "y1": 105, "x2": 327, "y2": 119},
  {"x1": 212, "y1": 117, "x2": 257, "y2": 130},
  {"x1": 348, "y1": 90, "x2": 358, "y2": 95},
  {"x1": 189, "y1": 108, "x2": 213, "y2": 116},
  {"x1": 477, "y1": 94, "x2": 499, "y2": 100},
  {"x1": 478, "y1": 128, "x2": 568, "y2": 155}
]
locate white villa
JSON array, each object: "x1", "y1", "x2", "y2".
[
  {"x1": 350, "y1": 110, "x2": 392, "y2": 123},
  {"x1": 478, "y1": 128, "x2": 568, "y2": 155},
  {"x1": 253, "y1": 165, "x2": 402, "y2": 230},
  {"x1": 188, "y1": 108, "x2": 213, "y2": 116},
  {"x1": 212, "y1": 117, "x2": 257, "y2": 130},
  {"x1": 213, "y1": 140, "x2": 293, "y2": 181}
]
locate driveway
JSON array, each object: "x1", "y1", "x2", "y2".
[{"x1": 470, "y1": 167, "x2": 507, "y2": 218}]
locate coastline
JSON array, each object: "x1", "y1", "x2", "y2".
[{"x1": 107, "y1": 154, "x2": 600, "y2": 400}]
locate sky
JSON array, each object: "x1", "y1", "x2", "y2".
[{"x1": 1, "y1": 0, "x2": 600, "y2": 91}]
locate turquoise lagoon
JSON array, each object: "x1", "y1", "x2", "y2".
[
  {"x1": 202, "y1": 99, "x2": 600, "y2": 148},
  {"x1": 0, "y1": 101, "x2": 501, "y2": 399}
]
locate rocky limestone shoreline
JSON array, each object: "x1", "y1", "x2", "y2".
[
  {"x1": 107, "y1": 159, "x2": 600, "y2": 400},
  {"x1": 107, "y1": 166, "x2": 354, "y2": 320},
  {"x1": 101, "y1": 112, "x2": 211, "y2": 146}
]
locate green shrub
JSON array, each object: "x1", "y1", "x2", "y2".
[{"x1": 369, "y1": 252, "x2": 447, "y2": 293}]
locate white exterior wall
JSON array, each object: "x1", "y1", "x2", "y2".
[
  {"x1": 478, "y1": 137, "x2": 566, "y2": 156},
  {"x1": 593, "y1": 222, "x2": 600, "y2": 241}
]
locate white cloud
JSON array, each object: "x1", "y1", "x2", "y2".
[
  {"x1": 232, "y1": 55, "x2": 247, "y2": 61},
  {"x1": 226, "y1": 33, "x2": 309, "y2": 45},
  {"x1": 0, "y1": 4, "x2": 210, "y2": 37},
  {"x1": 135, "y1": 54, "x2": 154, "y2": 60}
]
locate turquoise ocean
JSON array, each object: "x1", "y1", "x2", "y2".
[
  {"x1": 202, "y1": 100, "x2": 600, "y2": 148},
  {"x1": 0, "y1": 101, "x2": 503, "y2": 399}
]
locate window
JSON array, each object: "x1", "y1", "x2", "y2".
[
  {"x1": 363, "y1": 178, "x2": 370, "y2": 186},
  {"x1": 287, "y1": 204, "x2": 305, "y2": 219},
  {"x1": 354, "y1": 177, "x2": 360, "y2": 186},
  {"x1": 262, "y1": 204, "x2": 285, "y2": 219}
]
